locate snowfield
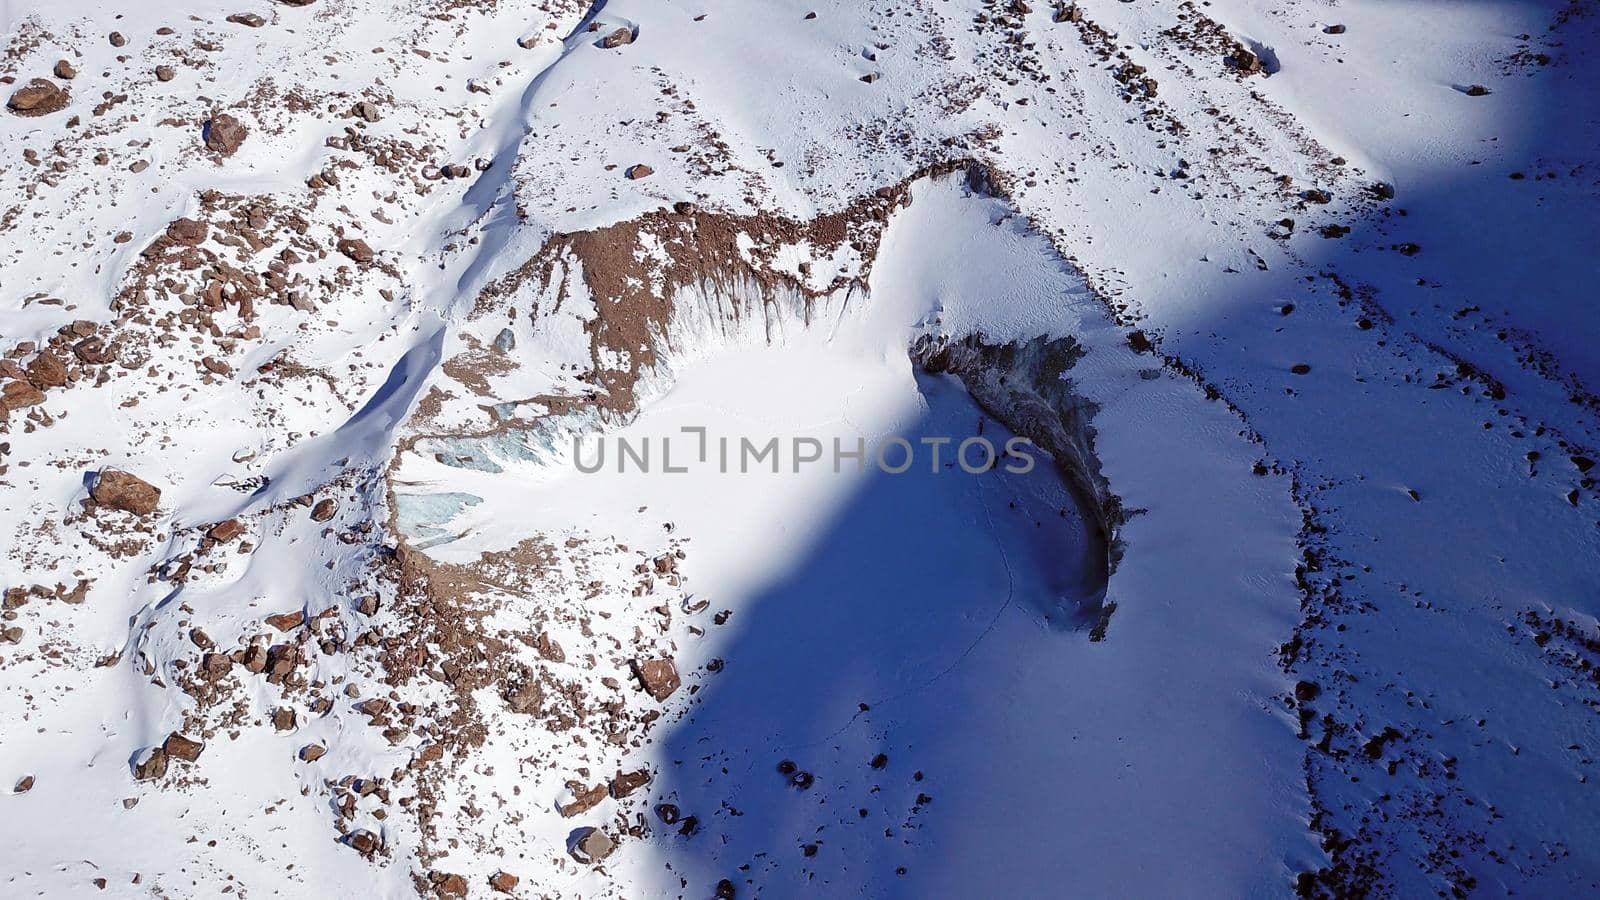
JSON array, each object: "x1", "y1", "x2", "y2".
[{"x1": 1, "y1": 0, "x2": 1597, "y2": 898}]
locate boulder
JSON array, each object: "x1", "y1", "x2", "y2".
[
  {"x1": 346, "y1": 829, "x2": 380, "y2": 855},
  {"x1": 3, "y1": 380, "x2": 46, "y2": 409},
  {"x1": 265, "y1": 610, "x2": 306, "y2": 632},
  {"x1": 558, "y1": 781, "x2": 608, "y2": 817},
  {"x1": 132, "y1": 747, "x2": 169, "y2": 780},
  {"x1": 534, "y1": 632, "x2": 565, "y2": 662},
  {"x1": 600, "y1": 27, "x2": 634, "y2": 49},
  {"x1": 625, "y1": 163, "x2": 654, "y2": 180},
  {"x1": 632, "y1": 656, "x2": 681, "y2": 701},
  {"x1": 53, "y1": 60, "x2": 76, "y2": 80},
  {"x1": 204, "y1": 113, "x2": 248, "y2": 156},
  {"x1": 7, "y1": 79, "x2": 69, "y2": 117},
  {"x1": 167, "y1": 217, "x2": 209, "y2": 245},
  {"x1": 489, "y1": 871, "x2": 519, "y2": 893},
  {"x1": 1229, "y1": 47, "x2": 1265, "y2": 75},
  {"x1": 503, "y1": 677, "x2": 542, "y2": 714},
  {"x1": 335, "y1": 239, "x2": 373, "y2": 265},
  {"x1": 571, "y1": 828, "x2": 615, "y2": 864},
  {"x1": 430, "y1": 873, "x2": 468, "y2": 898},
  {"x1": 610, "y1": 768, "x2": 651, "y2": 799},
  {"x1": 163, "y1": 733, "x2": 204, "y2": 762},
  {"x1": 26, "y1": 352, "x2": 68, "y2": 388},
  {"x1": 91, "y1": 470, "x2": 162, "y2": 515}
]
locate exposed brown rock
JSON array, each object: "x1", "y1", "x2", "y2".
[
  {"x1": 610, "y1": 768, "x2": 651, "y2": 799},
  {"x1": 503, "y1": 676, "x2": 542, "y2": 714},
  {"x1": 558, "y1": 781, "x2": 608, "y2": 817},
  {"x1": 311, "y1": 497, "x2": 339, "y2": 521},
  {"x1": 163, "y1": 733, "x2": 204, "y2": 762},
  {"x1": 166, "y1": 217, "x2": 209, "y2": 246},
  {"x1": 26, "y1": 352, "x2": 68, "y2": 388},
  {"x1": 155, "y1": 65, "x2": 175, "y2": 82},
  {"x1": 299, "y1": 743, "x2": 327, "y2": 762},
  {"x1": 431, "y1": 873, "x2": 468, "y2": 898},
  {"x1": 1229, "y1": 47, "x2": 1265, "y2": 75},
  {"x1": 632, "y1": 656, "x2": 681, "y2": 701},
  {"x1": 346, "y1": 829, "x2": 380, "y2": 855},
  {"x1": 53, "y1": 60, "x2": 76, "y2": 80},
  {"x1": 335, "y1": 239, "x2": 373, "y2": 265},
  {"x1": 203, "y1": 652, "x2": 233, "y2": 677},
  {"x1": 7, "y1": 79, "x2": 68, "y2": 117},
  {"x1": 488, "y1": 871, "x2": 519, "y2": 893},
  {"x1": 133, "y1": 747, "x2": 169, "y2": 780},
  {"x1": 265, "y1": 610, "x2": 306, "y2": 632},
  {"x1": 571, "y1": 828, "x2": 615, "y2": 864},
  {"x1": 534, "y1": 632, "x2": 565, "y2": 662},
  {"x1": 208, "y1": 519, "x2": 245, "y2": 542},
  {"x1": 3, "y1": 380, "x2": 46, "y2": 409},
  {"x1": 600, "y1": 27, "x2": 634, "y2": 48},
  {"x1": 13, "y1": 775, "x2": 34, "y2": 793},
  {"x1": 91, "y1": 470, "x2": 162, "y2": 516},
  {"x1": 241, "y1": 644, "x2": 269, "y2": 673},
  {"x1": 204, "y1": 112, "x2": 248, "y2": 156},
  {"x1": 226, "y1": 13, "x2": 266, "y2": 27},
  {"x1": 625, "y1": 163, "x2": 654, "y2": 180}
]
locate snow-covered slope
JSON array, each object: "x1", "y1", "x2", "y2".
[{"x1": 1, "y1": 0, "x2": 1597, "y2": 897}]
